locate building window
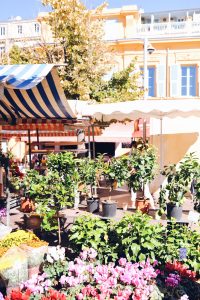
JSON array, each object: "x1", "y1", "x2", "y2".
[
  {"x1": 0, "y1": 46, "x2": 5, "y2": 55},
  {"x1": 34, "y1": 23, "x2": 40, "y2": 33},
  {"x1": 104, "y1": 19, "x2": 120, "y2": 40},
  {"x1": 181, "y1": 66, "x2": 196, "y2": 96},
  {"x1": 17, "y1": 25, "x2": 23, "y2": 34},
  {"x1": 0, "y1": 27, "x2": 5, "y2": 36}
]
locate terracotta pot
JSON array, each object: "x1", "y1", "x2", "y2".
[
  {"x1": 20, "y1": 197, "x2": 35, "y2": 213},
  {"x1": 28, "y1": 265, "x2": 40, "y2": 279},
  {"x1": 24, "y1": 214, "x2": 43, "y2": 230},
  {"x1": 136, "y1": 198, "x2": 150, "y2": 214}
]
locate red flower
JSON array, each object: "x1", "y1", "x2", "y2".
[
  {"x1": 165, "y1": 261, "x2": 196, "y2": 280},
  {"x1": 5, "y1": 288, "x2": 31, "y2": 300},
  {"x1": 41, "y1": 290, "x2": 66, "y2": 300}
]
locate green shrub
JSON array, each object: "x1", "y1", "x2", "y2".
[
  {"x1": 114, "y1": 211, "x2": 164, "y2": 262},
  {"x1": 68, "y1": 214, "x2": 117, "y2": 263},
  {"x1": 68, "y1": 212, "x2": 200, "y2": 271},
  {"x1": 160, "y1": 223, "x2": 200, "y2": 271}
]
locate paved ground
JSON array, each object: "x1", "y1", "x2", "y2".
[{"x1": 0, "y1": 187, "x2": 199, "y2": 244}]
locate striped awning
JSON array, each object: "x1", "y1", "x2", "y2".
[
  {"x1": 0, "y1": 127, "x2": 102, "y2": 139},
  {"x1": 0, "y1": 64, "x2": 76, "y2": 122}
]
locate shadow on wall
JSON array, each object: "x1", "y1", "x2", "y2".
[{"x1": 150, "y1": 132, "x2": 199, "y2": 194}]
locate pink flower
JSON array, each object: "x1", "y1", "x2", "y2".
[
  {"x1": 88, "y1": 248, "x2": 97, "y2": 259},
  {"x1": 80, "y1": 250, "x2": 87, "y2": 260},
  {"x1": 76, "y1": 293, "x2": 84, "y2": 300},
  {"x1": 118, "y1": 258, "x2": 127, "y2": 266}
]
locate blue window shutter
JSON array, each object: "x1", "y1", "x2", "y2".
[
  {"x1": 148, "y1": 67, "x2": 155, "y2": 97},
  {"x1": 170, "y1": 65, "x2": 181, "y2": 97},
  {"x1": 156, "y1": 64, "x2": 166, "y2": 97}
]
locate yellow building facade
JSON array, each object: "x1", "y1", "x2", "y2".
[{"x1": 100, "y1": 5, "x2": 200, "y2": 192}]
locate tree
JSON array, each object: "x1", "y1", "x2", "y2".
[
  {"x1": 90, "y1": 60, "x2": 144, "y2": 102},
  {"x1": 41, "y1": 0, "x2": 112, "y2": 99}
]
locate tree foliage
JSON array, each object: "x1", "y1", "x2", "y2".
[
  {"x1": 1, "y1": 0, "x2": 143, "y2": 102},
  {"x1": 90, "y1": 60, "x2": 144, "y2": 102}
]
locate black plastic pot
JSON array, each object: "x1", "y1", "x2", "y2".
[
  {"x1": 167, "y1": 203, "x2": 183, "y2": 221},
  {"x1": 87, "y1": 197, "x2": 100, "y2": 213},
  {"x1": 102, "y1": 200, "x2": 117, "y2": 218}
]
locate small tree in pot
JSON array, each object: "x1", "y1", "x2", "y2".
[
  {"x1": 102, "y1": 156, "x2": 128, "y2": 217},
  {"x1": 77, "y1": 157, "x2": 100, "y2": 213},
  {"x1": 127, "y1": 141, "x2": 157, "y2": 212},
  {"x1": 158, "y1": 153, "x2": 199, "y2": 220}
]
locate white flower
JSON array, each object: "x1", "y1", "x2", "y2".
[
  {"x1": 46, "y1": 254, "x2": 53, "y2": 263},
  {"x1": 180, "y1": 295, "x2": 189, "y2": 300}
]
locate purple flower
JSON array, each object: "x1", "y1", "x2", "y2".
[
  {"x1": 165, "y1": 273, "x2": 181, "y2": 287},
  {"x1": 0, "y1": 208, "x2": 6, "y2": 218}
]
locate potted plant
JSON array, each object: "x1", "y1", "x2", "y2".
[
  {"x1": 127, "y1": 141, "x2": 157, "y2": 212},
  {"x1": 77, "y1": 158, "x2": 100, "y2": 213},
  {"x1": 191, "y1": 163, "x2": 200, "y2": 213},
  {"x1": 47, "y1": 152, "x2": 80, "y2": 210},
  {"x1": 20, "y1": 170, "x2": 40, "y2": 213},
  {"x1": 158, "y1": 153, "x2": 199, "y2": 220},
  {"x1": 102, "y1": 156, "x2": 128, "y2": 217},
  {"x1": 30, "y1": 170, "x2": 75, "y2": 244}
]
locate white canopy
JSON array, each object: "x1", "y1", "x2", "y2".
[{"x1": 79, "y1": 99, "x2": 200, "y2": 121}]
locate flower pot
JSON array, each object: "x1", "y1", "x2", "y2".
[
  {"x1": 24, "y1": 214, "x2": 43, "y2": 230},
  {"x1": 87, "y1": 197, "x2": 99, "y2": 213},
  {"x1": 167, "y1": 204, "x2": 183, "y2": 221},
  {"x1": 136, "y1": 198, "x2": 150, "y2": 214},
  {"x1": 28, "y1": 265, "x2": 40, "y2": 279},
  {"x1": 102, "y1": 200, "x2": 117, "y2": 218},
  {"x1": 20, "y1": 197, "x2": 35, "y2": 213}
]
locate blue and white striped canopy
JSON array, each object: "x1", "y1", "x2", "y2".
[{"x1": 0, "y1": 64, "x2": 76, "y2": 122}]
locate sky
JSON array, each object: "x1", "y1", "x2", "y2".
[{"x1": 0, "y1": 0, "x2": 200, "y2": 21}]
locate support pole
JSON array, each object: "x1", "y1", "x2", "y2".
[
  {"x1": 143, "y1": 37, "x2": 148, "y2": 100},
  {"x1": 143, "y1": 119, "x2": 147, "y2": 142},
  {"x1": 143, "y1": 38, "x2": 148, "y2": 142},
  {"x1": 36, "y1": 129, "x2": 39, "y2": 148},
  {"x1": 92, "y1": 124, "x2": 95, "y2": 159},
  {"x1": 28, "y1": 130, "x2": 31, "y2": 169},
  {"x1": 6, "y1": 187, "x2": 10, "y2": 227},
  {"x1": 160, "y1": 117, "x2": 163, "y2": 188},
  {"x1": 88, "y1": 126, "x2": 91, "y2": 159}
]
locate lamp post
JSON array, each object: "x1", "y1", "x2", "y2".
[{"x1": 142, "y1": 38, "x2": 155, "y2": 141}]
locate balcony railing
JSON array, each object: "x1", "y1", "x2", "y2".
[{"x1": 136, "y1": 20, "x2": 200, "y2": 36}]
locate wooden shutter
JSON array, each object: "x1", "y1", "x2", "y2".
[{"x1": 156, "y1": 64, "x2": 166, "y2": 97}]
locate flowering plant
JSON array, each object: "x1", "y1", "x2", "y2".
[
  {"x1": 20, "y1": 248, "x2": 158, "y2": 300},
  {"x1": 156, "y1": 261, "x2": 198, "y2": 299},
  {"x1": 42, "y1": 246, "x2": 68, "y2": 284},
  {"x1": 20, "y1": 273, "x2": 52, "y2": 294},
  {"x1": 5, "y1": 288, "x2": 66, "y2": 300},
  {"x1": 165, "y1": 261, "x2": 196, "y2": 280},
  {"x1": 0, "y1": 208, "x2": 6, "y2": 219}
]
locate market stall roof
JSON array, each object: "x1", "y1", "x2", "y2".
[
  {"x1": 0, "y1": 127, "x2": 102, "y2": 139},
  {"x1": 0, "y1": 64, "x2": 76, "y2": 122},
  {"x1": 80, "y1": 99, "x2": 200, "y2": 122}
]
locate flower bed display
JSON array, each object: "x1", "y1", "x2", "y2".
[{"x1": 4, "y1": 246, "x2": 199, "y2": 300}]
